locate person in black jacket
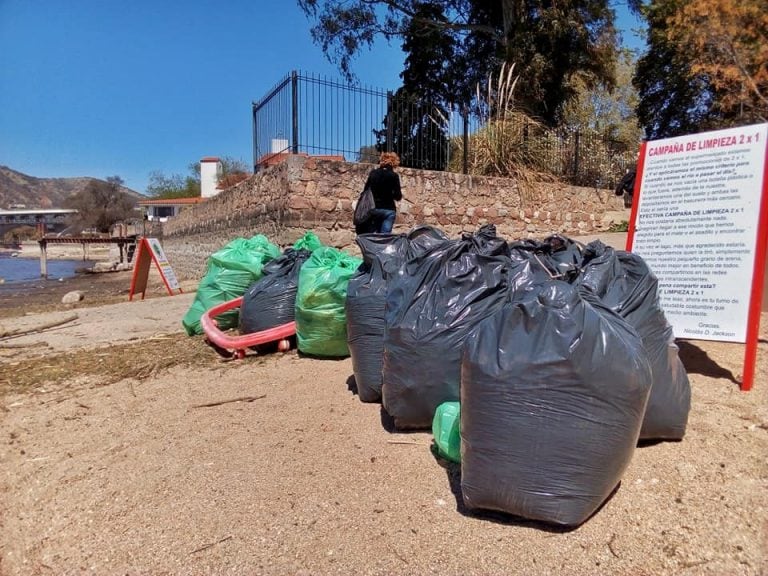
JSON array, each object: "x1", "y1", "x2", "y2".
[
  {"x1": 615, "y1": 165, "x2": 637, "y2": 208},
  {"x1": 364, "y1": 152, "x2": 403, "y2": 233}
]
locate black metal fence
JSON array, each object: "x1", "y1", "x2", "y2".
[{"x1": 252, "y1": 71, "x2": 636, "y2": 187}]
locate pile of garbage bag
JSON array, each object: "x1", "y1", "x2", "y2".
[
  {"x1": 183, "y1": 231, "x2": 368, "y2": 360},
  {"x1": 344, "y1": 226, "x2": 690, "y2": 526},
  {"x1": 179, "y1": 225, "x2": 690, "y2": 527},
  {"x1": 183, "y1": 231, "x2": 361, "y2": 359},
  {"x1": 182, "y1": 235, "x2": 280, "y2": 335}
]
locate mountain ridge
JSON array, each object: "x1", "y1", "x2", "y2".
[{"x1": 0, "y1": 165, "x2": 143, "y2": 210}]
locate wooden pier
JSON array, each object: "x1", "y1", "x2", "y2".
[{"x1": 37, "y1": 236, "x2": 138, "y2": 277}]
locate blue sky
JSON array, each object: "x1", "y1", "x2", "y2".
[{"x1": 0, "y1": 1, "x2": 644, "y2": 196}]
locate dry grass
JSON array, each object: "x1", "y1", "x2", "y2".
[
  {"x1": 0, "y1": 334, "x2": 223, "y2": 396},
  {"x1": 446, "y1": 64, "x2": 637, "y2": 195},
  {"x1": 445, "y1": 64, "x2": 558, "y2": 204}
]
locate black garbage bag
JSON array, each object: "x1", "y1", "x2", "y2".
[
  {"x1": 347, "y1": 235, "x2": 410, "y2": 402},
  {"x1": 406, "y1": 225, "x2": 453, "y2": 255},
  {"x1": 346, "y1": 226, "x2": 449, "y2": 403},
  {"x1": 460, "y1": 282, "x2": 652, "y2": 526},
  {"x1": 508, "y1": 235, "x2": 584, "y2": 281},
  {"x1": 464, "y1": 223, "x2": 510, "y2": 257},
  {"x1": 382, "y1": 227, "x2": 539, "y2": 429},
  {"x1": 577, "y1": 241, "x2": 691, "y2": 440},
  {"x1": 238, "y1": 248, "x2": 312, "y2": 334},
  {"x1": 542, "y1": 234, "x2": 584, "y2": 279}
]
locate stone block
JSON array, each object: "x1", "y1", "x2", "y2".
[
  {"x1": 316, "y1": 197, "x2": 337, "y2": 212},
  {"x1": 288, "y1": 195, "x2": 312, "y2": 210}
]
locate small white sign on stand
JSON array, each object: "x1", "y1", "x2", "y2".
[
  {"x1": 129, "y1": 237, "x2": 182, "y2": 300},
  {"x1": 627, "y1": 123, "x2": 768, "y2": 391}
]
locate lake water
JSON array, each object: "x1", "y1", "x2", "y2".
[{"x1": 0, "y1": 254, "x2": 94, "y2": 283}]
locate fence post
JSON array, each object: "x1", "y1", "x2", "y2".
[
  {"x1": 386, "y1": 90, "x2": 393, "y2": 152},
  {"x1": 291, "y1": 71, "x2": 299, "y2": 154},
  {"x1": 462, "y1": 106, "x2": 469, "y2": 175},
  {"x1": 252, "y1": 102, "x2": 259, "y2": 173},
  {"x1": 574, "y1": 129, "x2": 580, "y2": 177}
]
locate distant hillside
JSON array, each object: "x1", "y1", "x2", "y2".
[{"x1": 0, "y1": 165, "x2": 143, "y2": 209}]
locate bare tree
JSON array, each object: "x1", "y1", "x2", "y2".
[{"x1": 64, "y1": 176, "x2": 137, "y2": 233}]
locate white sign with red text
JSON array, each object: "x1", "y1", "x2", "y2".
[{"x1": 628, "y1": 123, "x2": 768, "y2": 343}]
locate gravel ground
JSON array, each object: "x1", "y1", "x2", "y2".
[{"x1": 0, "y1": 233, "x2": 766, "y2": 575}]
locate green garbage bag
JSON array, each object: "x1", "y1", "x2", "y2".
[
  {"x1": 293, "y1": 231, "x2": 324, "y2": 252},
  {"x1": 433, "y1": 402, "x2": 461, "y2": 463},
  {"x1": 182, "y1": 235, "x2": 281, "y2": 335},
  {"x1": 295, "y1": 246, "x2": 362, "y2": 356}
]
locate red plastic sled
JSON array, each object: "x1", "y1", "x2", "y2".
[{"x1": 200, "y1": 296, "x2": 296, "y2": 359}]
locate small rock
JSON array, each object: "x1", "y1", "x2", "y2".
[
  {"x1": 62, "y1": 291, "x2": 84, "y2": 304},
  {"x1": 92, "y1": 261, "x2": 117, "y2": 273}
]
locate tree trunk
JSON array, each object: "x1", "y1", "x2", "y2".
[{"x1": 500, "y1": 0, "x2": 523, "y2": 61}]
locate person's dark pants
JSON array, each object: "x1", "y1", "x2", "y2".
[
  {"x1": 370, "y1": 208, "x2": 396, "y2": 233},
  {"x1": 355, "y1": 219, "x2": 377, "y2": 235}
]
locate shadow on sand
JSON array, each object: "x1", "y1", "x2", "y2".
[{"x1": 677, "y1": 340, "x2": 739, "y2": 384}]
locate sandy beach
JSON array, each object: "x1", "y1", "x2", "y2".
[
  {"x1": 0, "y1": 236, "x2": 766, "y2": 575},
  {"x1": 11, "y1": 239, "x2": 116, "y2": 261},
  {"x1": 0, "y1": 239, "x2": 198, "y2": 318}
]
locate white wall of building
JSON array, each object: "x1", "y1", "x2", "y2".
[
  {"x1": 200, "y1": 158, "x2": 222, "y2": 198},
  {"x1": 271, "y1": 139, "x2": 289, "y2": 153}
]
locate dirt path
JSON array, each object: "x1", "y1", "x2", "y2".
[
  {"x1": 1, "y1": 290, "x2": 767, "y2": 574},
  {"x1": 0, "y1": 292, "x2": 195, "y2": 355},
  {"x1": 1, "y1": 230, "x2": 767, "y2": 574}
]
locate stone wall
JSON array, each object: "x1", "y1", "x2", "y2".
[{"x1": 162, "y1": 155, "x2": 625, "y2": 281}]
